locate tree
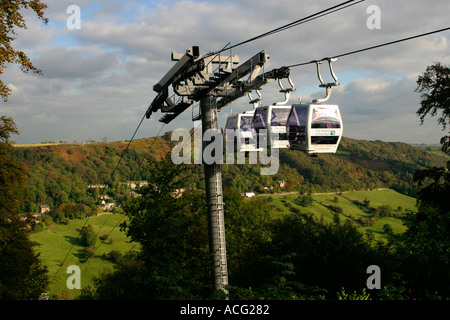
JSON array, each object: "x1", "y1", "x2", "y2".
[
  {"x1": 0, "y1": 0, "x2": 48, "y2": 101},
  {"x1": 415, "y1": 62, "x2": 450, "y2": 154},
  {"x1": 297, "y1": 195, "x2": 314, "y2": 207},
  {"x1": 84, "y1": 153, "x2": 211, "y2": 299},
  {"x1": 393, "y1": 63, "x2": 450, "y2": 298},
  {"x1": 223, "y1": 187, "x2": 272, "y2": 286},
  {"x1": 382, "y1": 223, "x2": 393, "y2": 235},
  {"x1": 260, "y1": 213, "x2": 393, "y2": 299},
  {"x1": 0, "y1": 116, "x2": 49, "y2": 299},
  {"x1": 80, "y1": 224, "x2": 97, "y2": 248},
  {"x1": 414, "y1": 62, "x2": 450, "y2": 211}
]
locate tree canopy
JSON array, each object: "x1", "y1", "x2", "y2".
[
  {"x1": 0, "y1": 0, "x2": 48, "y2": 101},
  {"x1": 415, "y1": 62, "x2": 450, "y2": 154},
  {"x1": 0, "y1": 116, "x2": 48, "y2": 299},
  {"x1": 393, "y1": 62, "x2": 450, "y2": 298}
]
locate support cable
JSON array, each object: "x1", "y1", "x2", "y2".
[
  {"x1": 50, "y1": 112, "x2": 150, "y2": 283},
  {"x1": 91, "y1": 116, "x2": 205, "y2": 258},
  {"x1": 212, "y1": 0, "x2": 365, "y2": 55},
  {"x1": 287, "y1": 26, "x2": 450, "y2": 68},
  {"x1": 91, "y1": 122, "x2": 166, "y2": 254}
]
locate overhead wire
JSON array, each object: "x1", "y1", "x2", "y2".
[
  {"x1": 287, "y1": 26, "x2": 450, "y2": 68},
  {"x1": 50, "y1": 111, "x2": 153, "y2": 283},
  {"x1": 49, "y1": 0, "x2": 450, "y2": 289},
  {"x1": 91, "y1": 122, "x2": 166, "y2": 255},
  {"x1": 91, "y1": 118, "x2": 203, "y2": 255},
  {"x1": 212, "y1": 0, "x2": 366, "y2": 55},
  {"x1": 47, "y1": 0, "x2": 367, "y2": 290}
]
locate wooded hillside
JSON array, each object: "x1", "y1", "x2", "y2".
[{"x1": 13, "y1": 136, "x2": 448, "y2": 213}]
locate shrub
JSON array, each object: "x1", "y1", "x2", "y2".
[{"x1": 80, "y1": 225, "x2": 97, "y2": 247}]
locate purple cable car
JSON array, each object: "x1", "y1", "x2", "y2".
[{"x1": 287, "y1": 104, "x2": 343, "y2": 154}]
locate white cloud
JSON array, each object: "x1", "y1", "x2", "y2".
[
  {"x1": 32, "y1": 113, "x2": 59, "y2": 123},
  {"x1": 0, "y1": 0, "x2": 449, "y2": 145},
  {"x1": 35, "y1": 46, "x2": 118, "y2": 79}
]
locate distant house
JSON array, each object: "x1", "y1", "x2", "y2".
[
  {"x1": 243, "y1": 192, "x2": 256, "y2": 198},
  {"x1": 129, "y1": 191, "x2": 140, "y2": 198},
  {"x1": 127, "y1": 181, "x2": 137, "y2": 189},
  {"x1": 138, "y1": 181, "x2": 148, "y2": 188},
  {"x1": 104, "y1": 203, "x2": 115, "y2": 211},
  {"x1": 278, "y1": 181, "x2": 286, "y2": 188},
  {"x1": 88, "y1": 184, "x2": 107, "y2": 189},
  {"x1": 172, "y1": 188, "x2": 185, "y2": 198},
  {"x1": 40, "y1": 205, "x2": 50, "y2": 214}
]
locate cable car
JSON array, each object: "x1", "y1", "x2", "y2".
[
  {"x1": 224, "y1": 111, "x2": 260, "y2": 153},
  {"x1": 250, "y1": 73, "x2": 296, "y2": 150},
  {"x1": 287, "y1": 103, "x2": 343, "y2": 154},
  {"x1": 252, "y1": 105, "x2": 292, "y2": 149}
]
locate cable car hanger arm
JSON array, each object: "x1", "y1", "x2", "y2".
[
  {"x1": 312, "y1": 58, "x2": 340, "y2": 104},
  {"x1": 216, "y1": 66, "x2": 291, "y2": 110}
]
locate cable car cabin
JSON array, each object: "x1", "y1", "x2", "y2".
[
  {"x1": 252, "y1": 105, "x2": 291, "y2": 149},
  {"x1": 287, "y1": 104, "x2": 343, "y2": 154},
  {"x1": 224, "y1": 112, "x2": 260, "y2": 152}
]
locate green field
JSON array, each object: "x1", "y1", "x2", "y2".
[
  {"x1": 30, "y1": 213, "x2": 138, "y2": 299},
  {"x1": 256, "y1": 189, "x2": 416, "y2": 236},
  {"x1": 31, "y1": 189, "x2": 416, "y2": 299}
]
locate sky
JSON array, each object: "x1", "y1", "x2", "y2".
[{"x1": 1, "y1": 0, "x2": 449, "y2": 145}]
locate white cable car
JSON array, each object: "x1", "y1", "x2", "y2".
[
  {"x1": 251, "y1": 76, "x2": 295, "y2": 150},
  {"x1": 224, "y1": 111, "x2": 260, "y2": 152},
  {"x1": 287, "y1": 104, "x2": 343, "y2": 154},
  {"x1": 287, "y1": 58, "x2": 343, "y2": 154},
  {"x1": 252, "y1": 105, "x2": 292, "y2": 149}
]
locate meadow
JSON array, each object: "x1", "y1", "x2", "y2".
[
  {"x1": 30, "y1": 189, "x2": 416, "y2": 298},
  {"x1": 30, "y1": 213, "x2": 138, "y2": 299},
  {"x1": 257, "y1": 189, "x2": 416, "y2": 236}
]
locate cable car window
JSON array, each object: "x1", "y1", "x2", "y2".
[
  {"x1": 288, "y1": 106, "x2": 308, "y2": 144},
  {"x1": 225, "y1": 117, "x2": 237, "y2": 130},
  {"x1": 311, "y1": 106, "x2": 341, "y2": 128},
  {"x1": 253, "y1": 109, "x2": 267, "y2": 129},
  {"x1": 271, "y1": 108, "x2": 290, "y2": 126},
  {"x1": 311, "y1": 136, "x2": 340, "y2": 144},
  {"x1": 240, "y1": 116, "x2": 253, "y2": 131}
]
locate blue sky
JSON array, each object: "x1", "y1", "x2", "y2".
[{"x1": 1, "y1": 0, "x2": 449, "y2": 144}]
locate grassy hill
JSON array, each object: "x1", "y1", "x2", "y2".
[
  {"x1": 256, "y1": 189, "x2": 415, "y2": 238},
  {"x1": 12, "y1": 136, "x2": 448, "y2": 216},
  {"x1": 30, "y1": 189, "x2": 415, "y2": 298},
  {"x1": 30, "y1": 213, "x2": 138, "y2": 299},
  {"x1": 14, "y1": 135, "x2": 445, "y2": 298}
]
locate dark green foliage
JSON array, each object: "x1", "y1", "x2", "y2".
[
  {"x1": 413, "y1": 161, "x2": 450, "y2": 213},
  {"x1": 392, "y1": 204, "x2": 450, "y2": 299},
  {"x1": 12, "y1": 135, "x2": 448, "y2": 215},
  {"x1": 296, "y1": 195, "x2": 314, "y2": 207},
  {"x1": 52, "y1": 203, "x2": 91, "y2": 222},
  {"x1": 260, "y1": 213, "x2": 391, "y2": 297},
  {"x1": 79, "y1": 148, "x2": 450, "y2": 300},
  {"x1": 80, "y1": 224, "x2": 97, "y2": 248},
  {"x1": 223, "y1": 187, "x2": 273, "y2": 286},
  {"x1": 390, "y1": 62, "x2": 450, "y2": 299},
  {"x1": 415, "y1": 62, "x2": 450, "y2": 153},
  {"x1": 0, "y1": 116, "x2": 49, "y2": 299},
  {"x1": 123, "y1": 154, "x2": 211, "y2": 299}
]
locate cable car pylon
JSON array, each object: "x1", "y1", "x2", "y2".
[{"x1": 146, "y1": 47, "x2": 293, "y2": 295}]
